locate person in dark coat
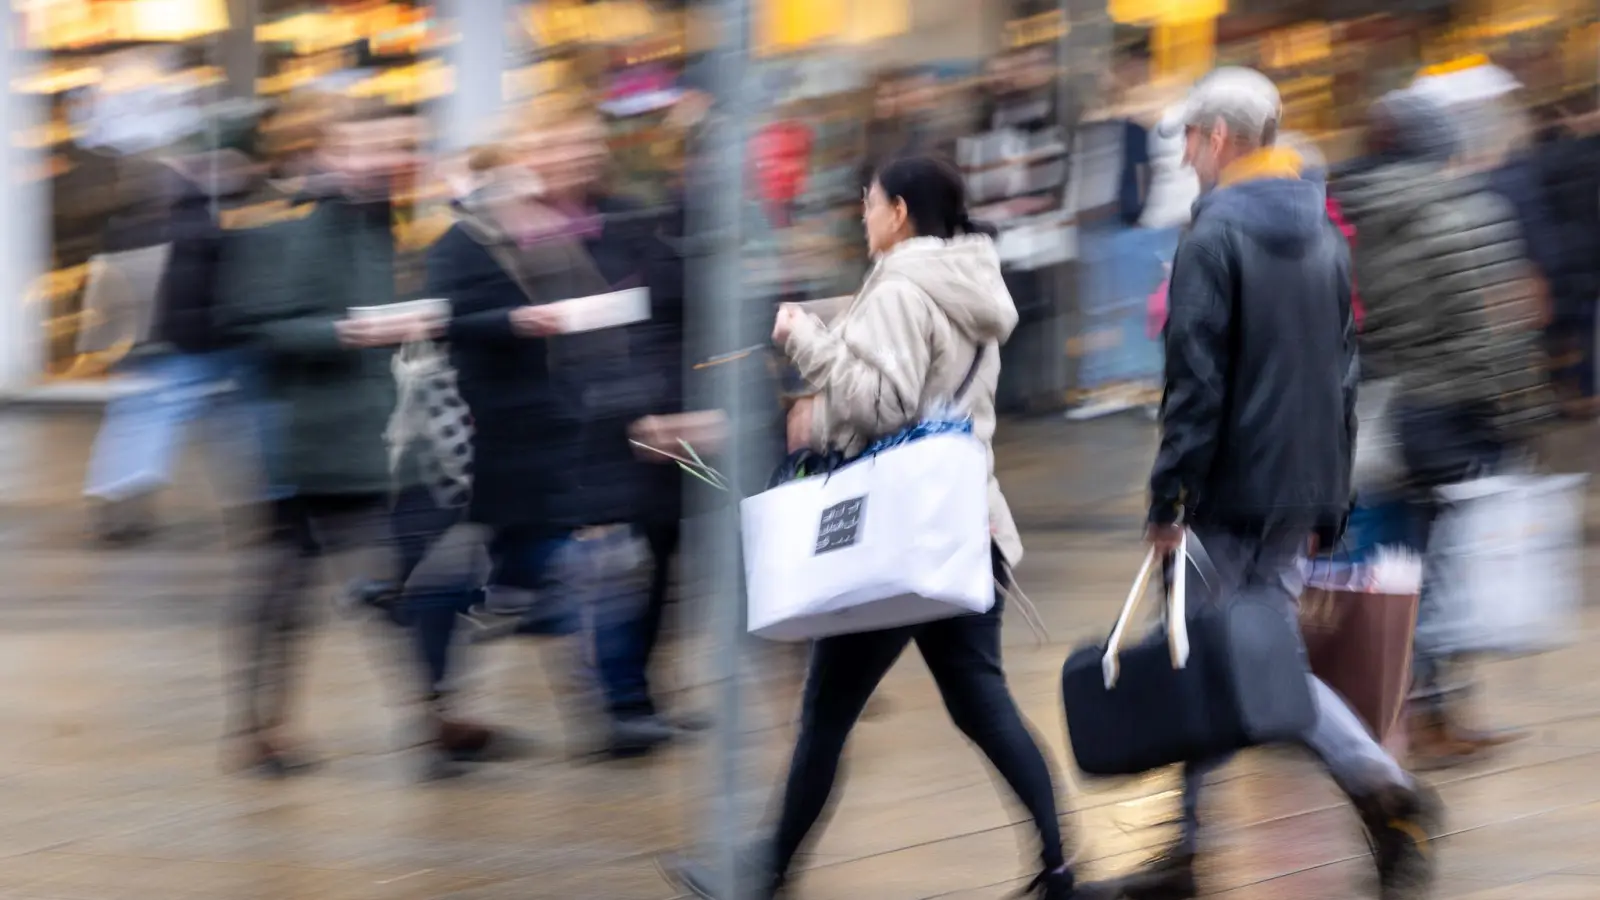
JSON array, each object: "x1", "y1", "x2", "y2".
[
  {"x1": 1532, "y1": 121, "x2": 1600, "y2": 410},
  {"x1": 540, "y1": 113, "x2": 716, "y2": 741},
  {"x1": 1127, "y1": 70, "x2": 1437, "y2": 900},
  {"x1": 428, "y1": 134, "x2": 689, "y2": 757}
]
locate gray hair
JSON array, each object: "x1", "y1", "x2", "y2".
[{"x1": 1159, "y1": 67, "x2": 1283, "y2": 147}]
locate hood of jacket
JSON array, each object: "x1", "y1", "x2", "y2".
[
  {"x1": 164, "y1": 149, "x2": 265, "y2": 202},
  {"x1": 450, "y1": 188, "x2": 511, "y2": 247},
  {"x1": 1192, "y1": 147, "x2": 1328, "y2": 256},
  {"x1": 874, "y1": 234, "x2": 1019, "y2": 344},
  {"x1": 1333, "y1": 159, "x2": 1480, "y2": 242}
]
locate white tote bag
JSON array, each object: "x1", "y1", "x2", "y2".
[
  {"x1": 741, "y1": 428, "x2": 995, "y2": 641},
  {"x1": 1351, "y1": 377, "x2": 1404, "y2": 494},
  {"x1": 1426, "y1": 473, "x2": 1587, "y2": 655},
  {"x1": 77, "y1": 243, "x2": 173, "y2": 354}
]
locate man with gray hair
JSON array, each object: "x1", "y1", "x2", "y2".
[{"x1": 1130, "y1": 68, "x2": 1439, "y2": 899}]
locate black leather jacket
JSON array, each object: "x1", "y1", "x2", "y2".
[{"x1": 1149, "y1": 167, "x2": 1357, "y2": 542}]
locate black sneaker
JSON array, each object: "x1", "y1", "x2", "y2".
[
  {"x1": 608, "y1": 715, "x2": 677, "y2": 758},
  {"x1": 1012, "y1": 869, "x2": 1121, "y2": 899},
  {"x1": 339, "y1": 579, "x2": 400, "y2": 616},
  {"x1": 656, "y1": 851, "x2": 782, "y2": 900},
  {"x1": 1355, "y1": 782, "x2": 1442, "y2": 900},
  {"x1": 1114, "y1": 845, "x2": 1198, "y2": 900},
  {"x1": 91, "y1": 495, "x2": 156, "y2": 546},
  {"x1": 666, "y1": 710, "x2": 714, "y2": 733}
]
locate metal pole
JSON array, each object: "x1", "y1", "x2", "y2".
[
  {"x1": 689, "y1": 0, "x2": 757, "y2": 897},
  {"x1": 439, "y1": 0, "x2": 508, "y2": 151},
  {"x1": 1055, "y1": 0, "x2": 1111, "y2": 405},
  {"x1": 1060, "y1": 0, "x2": 1111, "y2": 141},
  {"x1": 0, "y1": 29, "x2": 46, "y2": 394},
  {"x1": 225, "y1": 0, "x2": 259, "y2": 100}
]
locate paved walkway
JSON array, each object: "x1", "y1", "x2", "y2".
[{"x1": 1, "y1": 411, "x2": 1598, "y2": 899}]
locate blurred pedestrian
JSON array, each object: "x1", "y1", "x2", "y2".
[
  {"x1": 431, "y1": 123, "x2": 688, "y2": 758},
  {"x1": 81, "y1": 144, "x2": 280, "y2": 542},
  {"x1": 1334, "y1": 90, "x2": 1554, "y2": 769},
  {"x1": 1128, "y1": 69, "x2": 1438, "y2": 900},
  {"x1": 1068, "y1": 42, "x2": 1172, "y2": 417},
  {"x1": 70, "y1": 94, "x2": 198, "y2": 541},
  {"x1": 1530, "y1": 109, "x2": 1600, "y2": 416},
  {"x1": 530, "y1": 112, "x2": 711, "y2": 751},
  {"x1": 663, "y1": 156, "x2": 1105, "y2": 900},
  {"x1": 215, "y1": 100, "x2": 436, "y2": 776}
]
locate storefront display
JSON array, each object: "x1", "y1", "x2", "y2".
[
  {"x1": 5, "y1": 0, "x2": 1597, "y2": 398},
  {"x1": 8, "y1": 2, "x2": 453, "y2": 391}
]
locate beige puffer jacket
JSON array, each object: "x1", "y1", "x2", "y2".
[{"x1": 784, "y1": 234, "x2": 1023, "y2": 565}]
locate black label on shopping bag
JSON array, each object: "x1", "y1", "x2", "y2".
[{"x1": 815, "y1": 497, "x2": 865, "y2": 555}]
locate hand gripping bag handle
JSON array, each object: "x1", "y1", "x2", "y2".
[{"x1": 1101, "y1": 530, "x2": 1209, "y2": 689}]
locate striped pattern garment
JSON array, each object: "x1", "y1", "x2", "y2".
[{"x1": 1334, "y1": 161, "x2": 1555, "y2": 440}]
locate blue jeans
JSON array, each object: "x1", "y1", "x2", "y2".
[
  {"x1": 577, "y1": 527, "x2": 659, "y2": 719},
  {"x1": 84, "y1": 350, "x2": 282, "y2": 502},
  {"x1": 1076, "y1": 224, "x2": 1177, "y2": 390},
  {"x1": 391, "y1": 488, "x2": 468, "y2": 696},
  {"x1": 1341, "y1": 495, "x2": 1426, "y2": 563}
]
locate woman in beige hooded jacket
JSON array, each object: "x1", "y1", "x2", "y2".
[
  {"x1": 664, "y1": 157, "x2": 1100, "y2": 900},
  {"x1": 779, "y1": 184, "x2": 1024, "y2": 566}
]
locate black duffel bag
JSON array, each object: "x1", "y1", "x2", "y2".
[{"x1": 1061, "y1": 530, "x2": 1316, "y2": 777}]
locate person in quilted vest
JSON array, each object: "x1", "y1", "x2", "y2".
[{"x1": 1333, "y1": 89, "x2": 1555, "y2": 769}]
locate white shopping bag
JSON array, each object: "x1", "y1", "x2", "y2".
[
  {"x1": 741, "y1": 432, "x2": 995, "y2": 641},
  {"x1": 1427, "y1": 474, "x2": 1587, "y2": 655},
  {"x1": 1351, "y1": 378, "x2": 1403, "y2": 494},
  {"x1": 77, "y1": 243, "x2": 172, "y2": 354}
]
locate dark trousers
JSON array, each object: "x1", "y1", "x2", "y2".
[
  {"x1": 232, "y1": 493, "x2": 386, "y2": 736},
  {"x1": 1395, "y1": 401, "x2": 1506, "y2": 713},
  {"x1": 400, "y1": 509, "x2": 574, "y2": 698},
  {"x1": 1175, "y1": 524, "x2": 1406, "y2": 850},
  {"x1": 770, "y1": 552, "x2": 1065, "y2": 877},
  {"x1": 1547, "y1": 301, "x2": 1597, "y2": 399},
  {"x1": 390, "y1": 488, "x2": 472, "y2": 698}
]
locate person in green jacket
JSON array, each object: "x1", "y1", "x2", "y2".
[{"x1": 217, "y1": 103, "x2": 446, "y2": 777}]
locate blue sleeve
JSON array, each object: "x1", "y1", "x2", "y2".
[{"x1": 1125, "y1": 120, "x2": 1151, "y2": 166}]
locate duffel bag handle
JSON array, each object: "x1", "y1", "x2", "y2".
[
  {"x1": 1169, "y1": 530, "x2": 1191, "y2": 671},
  {"x1": 1102, "y1": 532, "x2": 1195, "y2": 690},
  {"x1": 1101, "y1": 548, "x2": 1157, "y2": 690}
]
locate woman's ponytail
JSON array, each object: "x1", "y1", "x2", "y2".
[
  {"x1": 875, "y1": 155, "x2": 996, "y2": 240},
  {"x1": 958, "y1": 211, "x2": 999, "y2": 238}
]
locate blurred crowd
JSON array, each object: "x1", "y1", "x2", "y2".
[
  {"x1": 44, "y1": 21, "x2": 1600, "y2": 899},
  {"x1": 77, "y1": 90, "x2": 713, "y2": 775}
]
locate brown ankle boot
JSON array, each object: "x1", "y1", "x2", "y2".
[
  {"x1": 428, "y1": 705, "x2": 531, "y2": 764},
  {"x1": 226, "y1": 731, "x2": 317, "y2": 778},
  {"x1": 436, "y1": 717, "x2": 494, "y2": 755},
  {"x1": 1447, "y1": 720, "x2": 1526, "y2": 751},
  {"x1": 1407, "y1": 711, "x2": 1482, "y2": 771}
]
